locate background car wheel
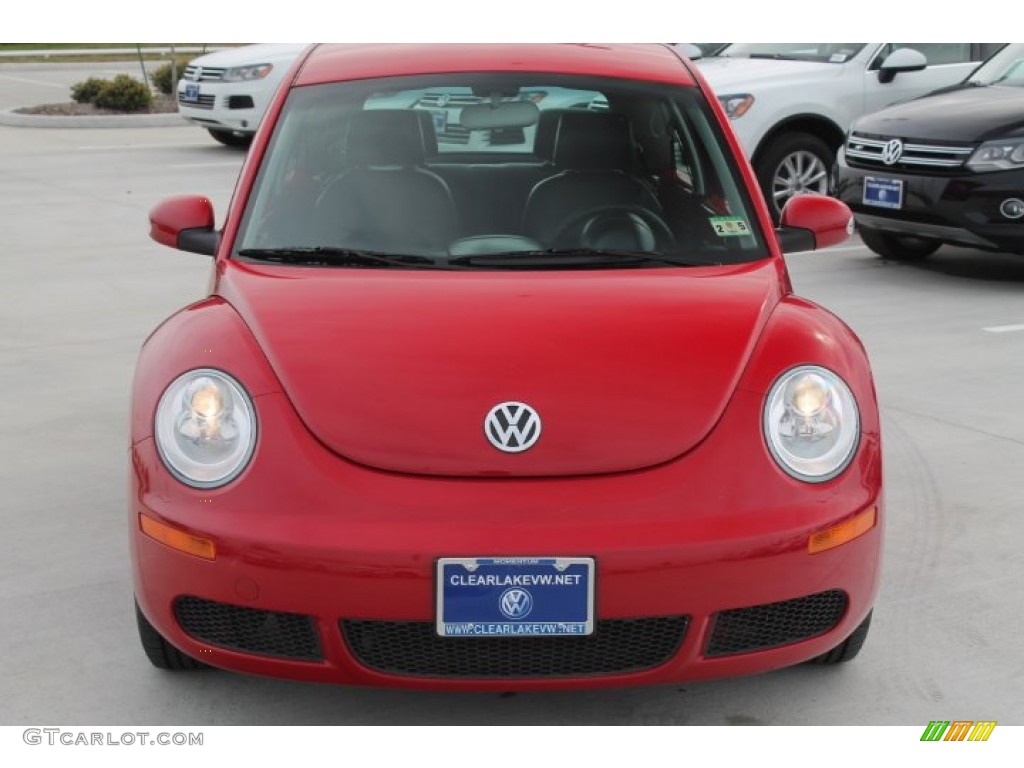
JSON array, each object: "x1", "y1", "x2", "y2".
[
  {"x1": 809, "y1": 610, "x2": 872, "y2": 665},
  {"x1": 207, "y1": 128, "x2": 253, "y2": 149},
  {"x1": 755, "y1": 132, "x2": 833, "y2": 221},
  {"x1": 135, "y1": 600, "x2": 207, "y2": 670},
  {"x1": 859, "y1": 225, "x2": 941, "y2": 261}
]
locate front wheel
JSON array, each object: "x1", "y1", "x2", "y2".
[
  {"x1": 755, "y1": 132, "x2": 834, "y2": 221},
  {"x1": 135, "y1": 600, "x2": 207, "y2": 670},
  {"x1": 809, "y1": 610, "x2": 872, "y2": 665},
  {"x1": 859, "y1": 225, "x2": 941, "y2": 261},
  {"x1": 207, "y1": 128, "x2": 252, "y2": 149}
]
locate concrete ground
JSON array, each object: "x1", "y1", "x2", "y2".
[{"x1": 1, "y1": 62, "x2": 1022, "y2": 726}]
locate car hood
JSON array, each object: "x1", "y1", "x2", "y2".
[
  {"x1": 218, "y1": 260, "x2": 783, "y2": 477},
  {"x1": 696, "y1": 57, "x2": 843, "y2": 92},
  {"x1": 188, "y1": 43, "x2": 308, "y2": 68},
  {"x1": 854, "y1": 85, "x2": 1024, "y2": 142}
]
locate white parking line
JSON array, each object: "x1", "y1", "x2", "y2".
[
  {"x1": 169, "y1": 161, "x2": 245, "y2": 169},
  {"x1": 77, "y1": 143, "x2": 211, "y2": 151},
  {"x1": 0, "y1": 74, "x2": 67, "y2": 88},
  {"x1": 983, "y1": 324, "x2": 1024, "y2": 333}
]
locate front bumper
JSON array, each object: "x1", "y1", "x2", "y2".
[
  {"x1": 131, "y1": 387, "x2": 883, "y2": 691},
  {"x1": 176, "y1": 79, "x2": 271, "y2": 134},
  {"x1": 834, "y1": 149, "x2": 1024, "y2": 254}
]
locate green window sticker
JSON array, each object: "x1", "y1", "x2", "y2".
[{"x1": 709, "y1": 216, "x2": 751, "y2": 237}]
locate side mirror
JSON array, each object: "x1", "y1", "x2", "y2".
[
  {"x1": 877, "y1": 47, "x2": 927, "y2": 84},
  {"x1": 777, "y1": 194, "x2": 854, "y2": 253},
  {"x1": 149, "y1": 195, "x2": 219, "y2": 256}
]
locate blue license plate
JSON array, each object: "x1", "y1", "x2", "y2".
[
  {"x1": 183, "y1": 83, "x2": 200, "y2": 103},
  {"x1": 863, "y1": 176, "x2": 903, "y2": 210},
  {"x1": 437, "y1": 557, "x2": 594, "y2": 637}
]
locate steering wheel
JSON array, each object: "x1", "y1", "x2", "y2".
[{"x1": 552, "y1": 205, "x2": 675, "y2": 251}]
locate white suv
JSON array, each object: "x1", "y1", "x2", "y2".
[
  {"x1": 177, "y1": 43, "x2": 308, "y2": 147},
  {"x1": 696, "y1": 43, "x2": 1003, "y2": 217}
]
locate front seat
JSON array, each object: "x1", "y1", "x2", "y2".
[
  {"x1": 522, "y1": 112, "x2": 662, "y2": 247},
  {"x1": 316, "y1": 109, "x2": 457, "y2": 253}
]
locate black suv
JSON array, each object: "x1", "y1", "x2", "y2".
[{"x1": 834, "y1": 43, "x2": 1024, "y2": 260}]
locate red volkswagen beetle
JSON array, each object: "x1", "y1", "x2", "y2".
[{"x1": 132, "y1": 44, "x2": 881, "y2": 690}]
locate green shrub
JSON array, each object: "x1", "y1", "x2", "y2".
[
  {"x1": 94, "y1": 75, "x2": 153, "y2": 112},
  {"x1": 150, "y1": 58, "x2": 190, "y2": 95},
  {"x1": 70, "y1": 77, "x2": 107, "y2": 104}
]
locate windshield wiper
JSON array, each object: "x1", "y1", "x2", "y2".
[
  {"x1": 447, "y1": 249, "x2": 707, "y2": 269},
  {"x1": 237, "y1": 247, "x2": 443, "y2": 269}
]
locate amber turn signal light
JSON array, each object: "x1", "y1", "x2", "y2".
[
  {"x1": 139, "y1": 514, "x2": 216, "y2": 560},
  {"x1": 808, "y1": 507, "x2": 877, "y2": 554}
]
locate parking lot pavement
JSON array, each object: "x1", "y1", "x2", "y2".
[{"x1": 1, "y1": 108, "x2": 1022, "y2": 725}]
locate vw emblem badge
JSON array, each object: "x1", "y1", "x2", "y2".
[
  {"x1": 499, "y1": 587, "x2": 534, "y2": 619},
  {"x1": 1000, "y1": 198, "x2": 1024, "y2": 220},
  {"x1": 881, "y1": 138, "x2": 904, "y2": 166},
  {"x1": 485, "y1": 401, "x2": 542, "y2": 453}
]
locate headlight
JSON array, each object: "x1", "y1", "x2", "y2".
[
  {"x1": 717, "y1": 93, "x2": 755, "y2": 119},
  {"x1": 155, "y1": 369, "x2": 257, "y2": 488},
  {"x1": 763, "y1": 366, "x2": 859, "y2": 483},
  {"x1": 966, "y1": 138, "x2": 1024, "y2": 172},
  {"x1": 223, "y1": 64, "x2": 273, "y2": 82}
]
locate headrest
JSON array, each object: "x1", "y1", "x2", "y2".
[
  {"x1": 415, "y1": 110, "x2": 439, "y2": 157},
  {"x1": 553, "y1": 112, "x2": 635, "y2": 172},
  {"x1": 347, "y1": 110, "x2": 427, "y2": 167},
  {"x1": 533, "y1": 109, "x2": 567, "y2": 162}
]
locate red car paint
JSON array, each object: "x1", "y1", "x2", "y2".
[{"x1": 132, "y1": 43, "x2": 880, "y2": 690}]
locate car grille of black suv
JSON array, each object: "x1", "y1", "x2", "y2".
[
  {"x1": 705, "y1": 590, "x2": 847, "y2": 657},
  {"x1": 845, "y1": 132, "x2": 974, "y2": 172},
  {"x1": 341, "y1": 617, "x2": 689, "y2": 678},
  {"x1": 175, "y1": 596, "x2": 323, "y2": 661}
]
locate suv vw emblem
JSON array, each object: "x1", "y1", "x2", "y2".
[
  {"x1": 499, "y1": 587, "x2": 534, "y2": 619},
  {"x1": 881, "y1": 138, "x2": 904, "y2": 166},
  {"x1": 485, "y1": 401, "x2": 541, "y2": 453}
]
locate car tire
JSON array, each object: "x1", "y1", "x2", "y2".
[
  {"x1": 135, "y1": 600, "x2": 207, "y2": 670},
  {"x1": 809, "y1": 610, "x2": 872, "y2": 665},
  {"x1": 859, "y1": 225, "x2": 940, "y2": 261},
  {"x1": 207, "y1": 128, "x2": 252, "y2": 149},
  {"x1": 755, "y1": 132, "x2": 834, "y2": 221}
]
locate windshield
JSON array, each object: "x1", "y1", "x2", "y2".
[
  {"x1": 968, "y1": 43, "x2": 1024, "y2": 86},
  {"x1": 716, "y1": 43, "x2": 867, "y2": 63},
  {"x1": 235, "y1": 72, "x2": 768, "y2": 269}
]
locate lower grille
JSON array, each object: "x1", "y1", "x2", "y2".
[
  {"x1": 175, "y1": 596, "x2": 322, "y2": 661},
  {"x1": 342, "y1": 617, "x2": 688, "y2": 678},
  {"x1": 706, "y1": 590, "x2": 847, "y2": 657}
]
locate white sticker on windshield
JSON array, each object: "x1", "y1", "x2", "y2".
[
  {"x1": 710, "y1": 216, "x2": 751, "y2": 237},
  {"x1": 829, "y1": 53, "x2": 849, "y2": 63}
]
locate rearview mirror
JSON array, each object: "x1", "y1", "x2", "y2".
[
  {"x1": 777, "y1": 194, "x2": 854, "y2": 253},
  {"x1": 149, "y1": 195, "x2": 218, "y2": 256}
]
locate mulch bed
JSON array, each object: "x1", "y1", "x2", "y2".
[{"x1": 16, "y1": 93, "x2": 177, "y2": 116}]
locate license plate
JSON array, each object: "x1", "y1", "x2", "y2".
[
  {"x1": 437, "y1": 557, "x2": 594, "y2": 637},
  {"x1": 863, "y1": 176, "x2": 903, "y2": 210},
  {"x1": 183, "y1": 83, "x2": 200, "y2": 103}
]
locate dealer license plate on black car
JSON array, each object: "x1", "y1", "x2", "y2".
[
  {"x1": 863, "y1": 176, "x2": 904, "y2": 210},
  {"x1": 183, "y1": 83, "x2": 200, "y2": 103},
  {"x1": 437, "y1": 557, "x2": 594, "y2": 637}
]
